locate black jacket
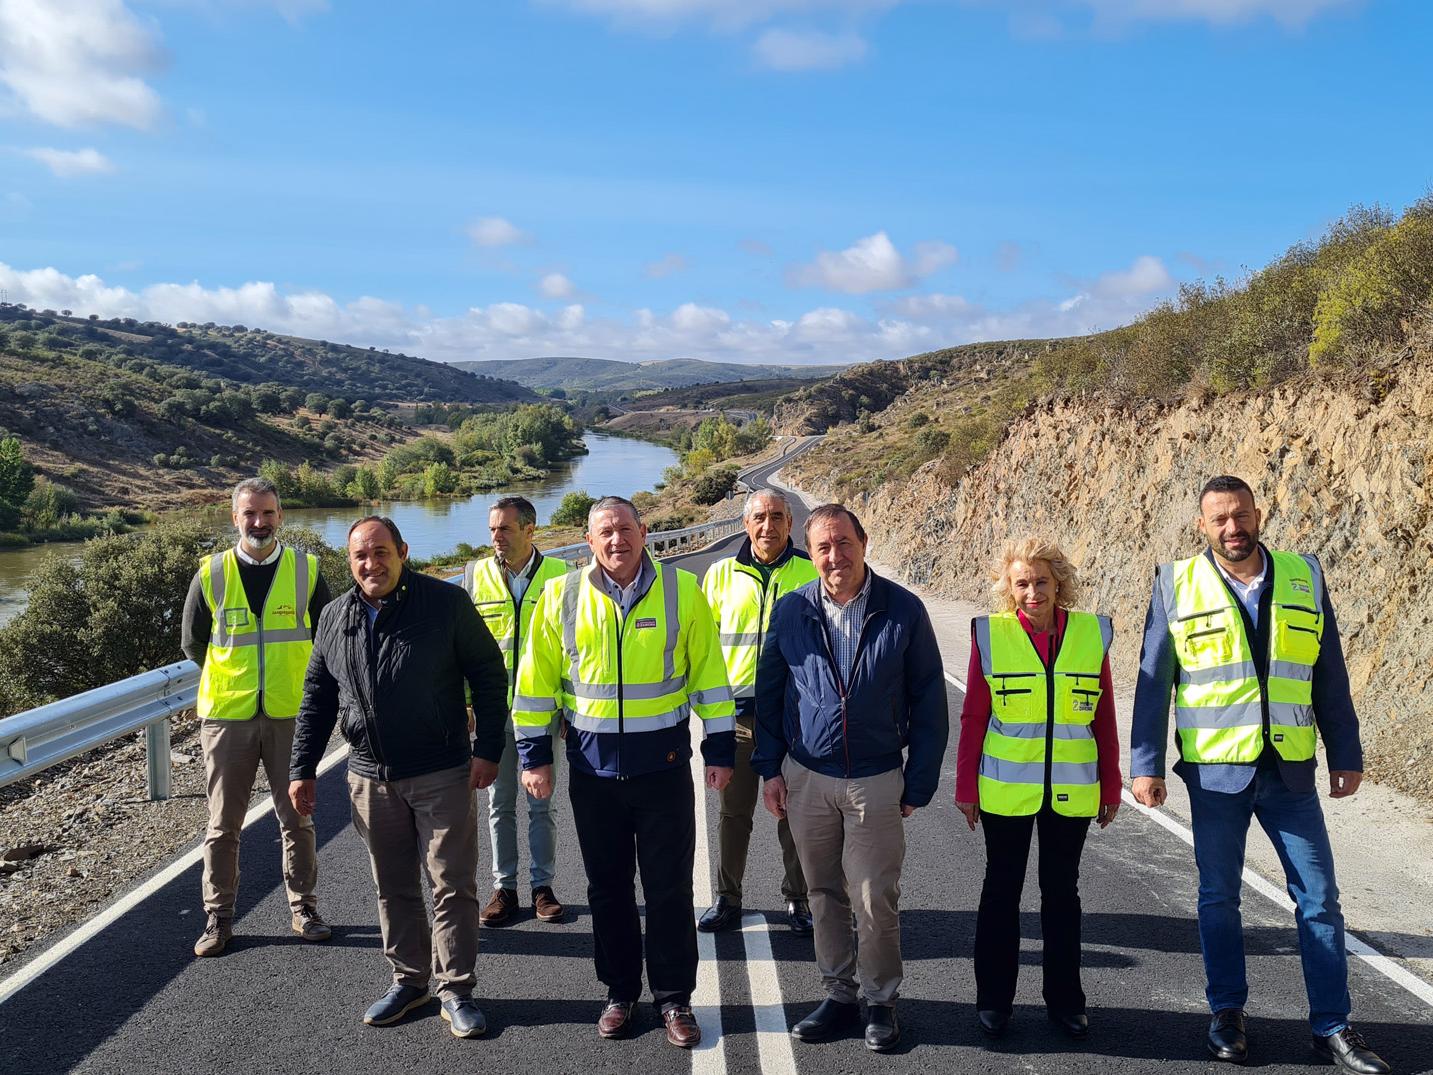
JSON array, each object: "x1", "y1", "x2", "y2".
[{"x1": 290, "y1": 567, "x2": 508, "y2": 782}]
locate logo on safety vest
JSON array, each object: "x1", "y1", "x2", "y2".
[
  {"x1": 273, "y1": 603, "x2": 295, "y2": 619},
  {"x1": 635, "y1": 617, "x2": 657, "y2": 629},
  {"x1": 1290, "y1": 579, "x2": 1312, "y2": 595},
  {"x1": 1056, "y1": 793, "x2": 1069, "y2": 802},
  {"x1": 223, "y1": 608, "x2": 250, "y2": 627},
  {"x1": 1272, "y1": 733, "x2": 1284, "y2": 742},
  {"x1": 1072, "y1": 698, "x2": 1095, "y2": 714}
]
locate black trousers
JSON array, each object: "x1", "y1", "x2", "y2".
[
  {"x1": 569, "y1": 765, "x2": 697, "y2": 1007},
  {"x1": 974, "y1": 807, "x2": 1091, "y2": 1016}
]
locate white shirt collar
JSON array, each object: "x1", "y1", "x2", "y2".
[
  {"x1": 1214, "y1": 548, "x2": 1266, "y2": 597},
  {"x1": 504, "y1": 547, "x2": 537, "y2": 580},
  {"x1": 235, "y1": 541, "x2": 283, "y2": 567}
]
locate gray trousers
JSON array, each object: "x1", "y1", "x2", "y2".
[
  {"x1": 201, "y1": 715, "x2": 317, "y2": 918},
  {"x1": 783, "y1": 757, "x2": 906, "y2": 1005},
  {"x1": 348, "y1": 764, "x2": 480, "y2": 1001}
]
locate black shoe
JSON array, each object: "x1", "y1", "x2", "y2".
[
  {"x1": 1207, "y1": 1008, "x2": 1248, "y2": 1064},
  {"x1": 791, "y1": 998, "x2": 861, "y2": 1043},
  {"x1": 697, "y1": 896, "x2": 743, "y2": 933},
  {"x1": 1048, "y1": 1010, "x2": 1089, "y2": 1040},
  {"x1": 865, "y1": 1005, "x2": 900, "y2": 1053},
  {"x1": 1312, "y1": 1027, "x2": 1391, "y2": 1074},
  {"x1": 977, "y1": 1010, "x2": 1010, "y2": 1038},
  {"x1": 785, "y1": 898, "x2": 813, "y2": 936}
]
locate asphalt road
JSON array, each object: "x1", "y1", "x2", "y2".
[{"x1": 2, "y1": 451, "x2": 1431, "y2": 1074}]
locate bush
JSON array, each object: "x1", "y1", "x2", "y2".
[
  {"x1": 22, "y1": 478, "x2": 81, "y2": 529},
  {"x1": 551, "y1": 490, "x2": 596, "y2": 528},
  {"x1": 691, "y1": 465, "x2": 740, "y2": 505}
]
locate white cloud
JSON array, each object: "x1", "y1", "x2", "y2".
[
  {"x1": 752, "y1": 28, "x2": 867, "y2": 70},
  {"x1": 1077, "y1": 0, "x2": 1356, "y2": 27},
  {"x1": 789, "y1": 231, "x2": 958, "y2": 294},
  {"x1": 0, "y1": 0, "x2": 165, "y2": 129},
  {"x1": 644, "y1": 252, "x2": 689, "y2": 278},
  {"x1": 543, "y1": 1, "x2": 900, "y2": 31},
  {"x1": 880, "y1": 292, "x2": 979, "y2": 320},
  {"x1": 467, "y1": 216, "x2": 531, "y2": 248},
  {"x1": 538, "y1": 272, "x2": 576, "y2": 299},
  {"x1": 21, "y1": 146, "x2": 116, "y2": 177},
  {"x1": 1089, "y1": 254, "x2": 1173, "y2": 298}
]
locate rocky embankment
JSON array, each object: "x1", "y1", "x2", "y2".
[{"x1": 787, "y1": 364, "x2": 1433, "y2": 805}]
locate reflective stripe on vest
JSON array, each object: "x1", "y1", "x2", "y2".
[
  {"x1": 703, "y1": 553, "x2": 818, "y2": 699},
  {"x1": 974, "y1": 610, "x2": 1110, "y2": 818},
  {"x1": 197, "y1": 547, "x2": 317, "y2": 720},
  {"x1": 510, "y1": 558, "x2": 735, "y2": 742},
  {"x1": 1161, "y1": 550, "x2": 1323, "y2": 764},
  {"x1": 465, "y1": 553, "x2": 568, "y2": 708}
]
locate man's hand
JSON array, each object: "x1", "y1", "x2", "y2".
[
  {"x1": 705, "y1": 766, "x2": 733, "y2": 792},
  {"x1": 762, "y1": 775, "x2": 788, "y2": 819},
  {"x1": 1329, "y1": 770, "x2": 1363, "y2": 798},
  {"x1": 289, "y1": 779, "x2": 316, "y2": 817},
  {"x1": 469, "y1": 757, "x2": 498, "y2": 791},
  {"x1": 955, "y1": 801, "x2": 979, "y2": 830},
  {"x1": 1132, "y1": 776, "x2": 1167, "y2": 808},
  {"x1": 1097, "y1": 801, "x2": 1120, "y2": 828},
  {"x1": 521, "y1": 764, "x2": 554, "y2": 800},
  {"x1": 900, "y1": 804, "x2": 917, "y2": 818}
]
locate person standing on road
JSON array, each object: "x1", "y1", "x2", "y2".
[
  {"x1": 698, "y1": 488, "x2": 817, "y2": 936},
  {"x1": 182, "y1": 476, "x2": 331, "y2": 958},
  {"x1": 954, "y1": 537, "x2": 1121, "y2": 1043},
  {"x1": 288, "y1": 516, "x2": 508, "y2": 1040},
  {"x1": 755, "y1": 503, "x2": 949, "y2": 1054},
  {"x1": 1130, "y1": 476, "x2": 1389, "y2": 1074},
  {"x1": 512, "y1": 496, "x2": 736, "y2": 1049},
  {"x1": 462, "y1": 495, "x2": 570, "y2": 927}
]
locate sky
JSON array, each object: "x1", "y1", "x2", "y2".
[{"x1": 2, "y1": 0, "x2": 1431, "y2": 367}]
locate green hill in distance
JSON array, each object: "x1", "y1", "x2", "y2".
[{"x1": 454, "y1": 356, "x2": 845, "y2": 392}]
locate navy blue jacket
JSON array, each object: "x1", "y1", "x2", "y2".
[
  {"x1": 752, "y1": 570, "x2": 949, "y2": 807},
  {"x1": 1130, "y1": 545, "x2": 1362, "y2": 795}
]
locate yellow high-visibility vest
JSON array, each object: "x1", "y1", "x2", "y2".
[
  {"x1": 974, "y1": 610, "x2": 1111, "y2": 818},
  {"x1": 463, "y1": 551, "x2": 569, "y2": 709},
  {"x1": 1161, "y1": 550, "x2": 1322, "y2": 764},
  {"x1": 702, "y1": 546, "x2": 817, "y2": 700},
  {"x1": 197, "y1": 546, "x2": 317, "y2": 720}
]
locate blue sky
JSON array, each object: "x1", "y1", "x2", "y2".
[{"x1": 2, "y1": 0, "x2": 1431, "y2": 366}]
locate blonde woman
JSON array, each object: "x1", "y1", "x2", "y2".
[{"x1": 954, "y1": 537, "x2": 1121, "y2": 1042}]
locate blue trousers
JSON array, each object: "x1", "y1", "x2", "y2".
[
  {"x1": 486, "y1": 720, "x2": 558, "y2": 889},
  {"x1": 1185, "y1": 768, "x2": 1351, "y2": 1036}
]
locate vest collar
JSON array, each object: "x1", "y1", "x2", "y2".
[{"x1": 735, "y1": 535, "x2": 802, "y2": 570}]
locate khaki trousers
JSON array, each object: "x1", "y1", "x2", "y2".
[
  {"x1": 348, "y1": 764, "x2": 480, "y2": 1001},
  {"x1": 718, "y1": 714, "x2": 806, "y2": 901},
  {"x1": 782, "y1": 757, "x2": 905, "y2": 1005},
  {"x1": 201, "y1": 715, "x2": 317, "y2": 918}
]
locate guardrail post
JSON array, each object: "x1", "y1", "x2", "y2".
[{"x1": 146, "y1": 719, "x2": 171, "y2": 801}]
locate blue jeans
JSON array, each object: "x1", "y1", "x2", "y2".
[
  {"x1": 486, "y1": 720, "x2": 558, "y2": 890},
  {"x1": 1185, "y1": 767, "x2": 1351, "y2": 1036}
]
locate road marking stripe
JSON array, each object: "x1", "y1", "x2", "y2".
[
  {"x1": 1121, "y1": 789, "x2": 1433, "y2": 1010},
  {"x1": 0, "y1": 743, "x2": 350, "y2": 1008},
  {"x1": 740, "y1": 913, "x2": 798, "y2": 1075},
  {"x1": 690, "y1": 737, "x2": 726, "y2": 1074}
]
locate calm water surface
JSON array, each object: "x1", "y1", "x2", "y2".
[{"x1": 0, "y1": 433, "x2": 677, "y2": 625}]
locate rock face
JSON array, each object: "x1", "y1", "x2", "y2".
[{"x1": 794, "y1": 367, "x2": 1433, "y2": 804}]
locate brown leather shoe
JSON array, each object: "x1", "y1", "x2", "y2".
[
  {"x1": 532, "y1": 886, "x2": 565, "y2": 922},
  {"x1": 193, "y1": 912, "x2": 232, "y2": 957},
  {"x1": 662, "y1": 1005, "x2": 702, "y2": 1049},
  {"x1": 597, "y1": 1000, "x2": 636, "y2": 1039},
  {"x1": 480, "y1": 888, "x2": 518, "y2": 927}
]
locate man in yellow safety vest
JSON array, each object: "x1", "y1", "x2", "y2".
[
  {"x1": 1131, "y1": 475, "x2": 1387, "y2": 1074},
  {"x1": 181, "y1": 476, "x2": 331, "y2": 958}
]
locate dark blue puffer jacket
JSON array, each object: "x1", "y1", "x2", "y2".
[{"x1": 751, "y1": 570, "x2": 950, "y2": 807}]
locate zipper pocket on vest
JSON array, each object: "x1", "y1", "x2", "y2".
[
  {"x1": 1186, "y1": 626, "x2": 1226, "y2": 640},
  {"x1": 1175, "y1": 607, "x2": 1228, "y2": 623},
  {"x1": 996, "y1": 688, "x2": 1032, "y2": 698},
  {"x1": 1285, "y1": 624, "x2": 1319, "y2": 636}
]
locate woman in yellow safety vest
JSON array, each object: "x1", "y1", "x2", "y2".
[{"x1": 953, "y1": 536, "x2": 1122, "y2": 1043}]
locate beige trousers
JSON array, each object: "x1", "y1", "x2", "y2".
[
  {"x1": 782, "y1": 756, "x2": 906, "y2": 1005},
  {"x1": 348, "y1": 764, "x2": 480, "y2": 1001},
  {"x1": 201, "y1": 715, "x2": 317, "y2": 918}
]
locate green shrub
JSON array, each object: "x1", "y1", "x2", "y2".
[
  {"x1": 691, "y1": 465, "x2": 740, "y2": 505},
  {"x1": 551, "y1": 491, "x2": 596, "y2": 528}
]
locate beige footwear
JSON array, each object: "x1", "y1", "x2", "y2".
[
  {"x1": 291, "y1": 907, "x2": 332, "y2": 942},
  {"x1": 194, "y1": 912, "x2": 232, "y2": 957}
]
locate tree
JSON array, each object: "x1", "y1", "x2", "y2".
[
  {"x1": 691, "y1": 465, "x2": 740, "y2": 506},
  {"x1": 0, "y1": 436, "x2": 36, "y2": 509},
  {"x1": 551, "y1": 491, "x2": 595, "y2": 528},
  {"x1": 304, "y1": 392, "x2": 329, "y2": 415}
]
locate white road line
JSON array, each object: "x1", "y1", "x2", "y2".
[
  {"x1": 740, "y1": 913, "x2": 798, "y2": 1075},
  {"x1": 1120, "y1": 789, "x2": 1433, "y2": 1010},
  {"x1": 0, "y1": 743, "x2": 350, "y2": 1008},
  {"x1": 690, "y1": 740, "x2": 726, "y2": 1074},
  {"x1": 943, "y1": 670, "x2": 967, "y2": 693}
]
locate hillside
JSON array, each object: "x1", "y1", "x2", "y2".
[
  {"x1": 0, "y1": 305, "x2": 536, "y2": 512},
  {"x1": 455, "y1": 355, "x2": 844, "y2": 392}
]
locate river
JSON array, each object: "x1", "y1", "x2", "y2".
[{"x1": 0, "y1": 432, "x2": 678, "y2": 625}]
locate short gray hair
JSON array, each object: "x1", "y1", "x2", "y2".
[
  {"x1": 587, "y1": 495, "x2": 641, "y2": 530},
  {"x1": 231, "y1": 476, "x2": 280, "y2": 511},
  {"x1": 743, "y1": 489, "x2": 790, "y2": 518}
]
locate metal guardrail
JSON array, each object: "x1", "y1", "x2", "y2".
[{"x1": 0, "y1": 660, "x2": 198, "y2": 800}]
